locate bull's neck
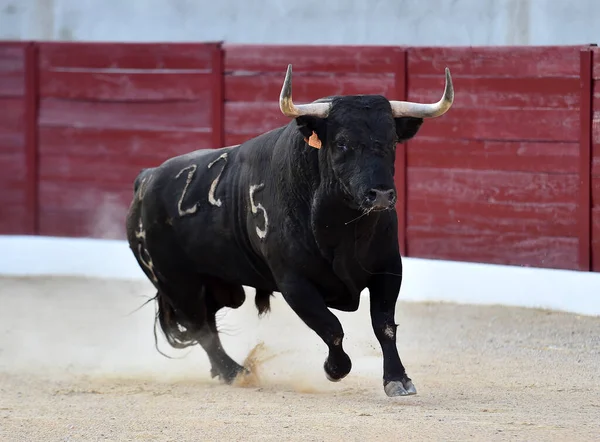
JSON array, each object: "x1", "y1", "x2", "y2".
[{"x1": 276, "y1": 129, "x2": 321, "y2": 200}]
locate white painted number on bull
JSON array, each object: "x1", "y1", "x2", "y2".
[
  {"x1": 175, "y1": 165, "x2": 199, "y2": 217},
  {"x1": 249, "y1": 183, "x2": 269, "y2": 239},
  {"x1": 207, "y1": 153, "x2": 228, "y2": 207},
  {"x1": 137, "y1": 174, "x2": 152, "y2": 201},
  {"x1": 135, "y1": 218, "x2": 158, "y2": 284}
]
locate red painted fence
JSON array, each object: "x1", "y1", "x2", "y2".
[{"x1": 0, "y1": 41, "x2": 598, "y2": 272}]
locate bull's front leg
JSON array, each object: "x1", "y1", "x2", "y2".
[
  {"x1": 277, "y1": 274, "x2": 352, "y2": 382},
  {"x1": 368, "y1": 262, "x2": 416, "y2": 397}
]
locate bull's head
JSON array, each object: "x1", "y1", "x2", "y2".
[{"x1": 279, "y1": 64, "x2": 454, "y2": 212}]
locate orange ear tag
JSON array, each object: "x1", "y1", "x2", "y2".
[{"x1": 304, "y1": 131, "x2": 322, "y2": 149}]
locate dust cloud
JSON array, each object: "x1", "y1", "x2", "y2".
[
  {"x1": 89, "y1": 191, "x2": 131, "y2": 240},
  {"x1": 0, "y1": 275, "x2": 381, "y2": 394}
]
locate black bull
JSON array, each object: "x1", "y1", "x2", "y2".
[{"x1": 125, "y1": 65, "x2": 454, "y2": 397}]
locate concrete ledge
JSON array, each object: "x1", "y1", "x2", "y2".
[{"x1": 1, "y1": 235, "x2": 599, "y2": 317}]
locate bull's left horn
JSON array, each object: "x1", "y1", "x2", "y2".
[
  {"x1": 389, "y1": 67, "x2": 454, "y2": 118},
  {"x1": 279, "y1": 64, "x2": 331, "y2": 118}
]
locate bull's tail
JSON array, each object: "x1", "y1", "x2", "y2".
[
  {"x1": 255, "y1": 289, "x2": 274, "y2": 317},
  {"x1": 154, "y1": 289, "x2": 203, "y2": 350}
]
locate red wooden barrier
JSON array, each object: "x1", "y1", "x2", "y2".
[
  {"x1": 0, "y1": 41, "x2": 598, "y2": 273},
  {"x1": 592, "y1": 47, "x2": 600, "y2": 271},
  {"x1": 34, "y1": 42, "x2": 222, "y2": 238},
  {"x1": 0, "y1": 42, "x2": 36, "y2": 234},
  {"x1": 405, "y1": 46, "x2": 587, "y2": 270}
]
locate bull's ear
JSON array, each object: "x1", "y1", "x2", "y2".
[
  {"x1": 295, "y1": 116, "x2": 327, "y2": 148},
  {"x1": 394, "y1": 117, "x2": 424, "y2": 143}
]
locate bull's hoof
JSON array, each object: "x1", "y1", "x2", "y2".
[
  {"x1": 212, "y1": 364, "x2": 249, "y2": 385},
  {"x1": 384, "y1": 378, "x2": 417, "y2": 397},
  {"x1": 325, "y1": 370, "x2": 343, "y2": 383},
  {"x1": 323, "y1": 356, "x2": 352, "y2": 383}
]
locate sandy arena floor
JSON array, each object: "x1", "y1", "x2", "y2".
[{"x1": 0, "y1": 275, "x2": 598, "y2": 441}]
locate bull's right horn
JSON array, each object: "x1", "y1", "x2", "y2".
[
  {"x1": 389, "y1": 67, "x2": 454, "y2": 118},
  {"x1": 279, "y1": 64, "x2": 331, "y2": 118}
]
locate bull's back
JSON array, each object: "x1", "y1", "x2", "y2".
[{"x1": 131, "y1": 146, "x2": 275, "y2": 290}]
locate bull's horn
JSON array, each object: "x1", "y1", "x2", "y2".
[
  {"x1": 389, "y1": 67, "x2": 454, "y2": 118},
  {"x1": 279, "y1": 64, "x2": 331, "y2": 118}
]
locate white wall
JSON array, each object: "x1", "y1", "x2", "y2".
[
  {"x1": 1, "y1": 0, "x2": 598, "y2": 46},
  {"x1": 1, "y1": 235, "x2": 599, "y2": 317}
]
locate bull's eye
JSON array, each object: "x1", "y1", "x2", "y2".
[{"x1": 337, "y1": 143, "x2": 348, "y2": 152}]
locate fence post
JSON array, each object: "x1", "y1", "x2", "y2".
[
  {"x1": 24, "y1": 42, "x2": 39, "y2": 235},
  {"x1": 395, "y1": 49, "x2": 408, "y2": 257},
  {"x1": 211, "y1": 42, "x2": 225, "y2": 148},
  {"x1": 579, "y1": 46, "x2": 594, "y2": 271}
]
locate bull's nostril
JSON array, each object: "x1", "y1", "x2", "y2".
[{"x1": 366, "y1": 188, "x2": 396, "y2": 208}]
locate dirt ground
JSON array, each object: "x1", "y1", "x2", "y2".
[{"x1": 0, "y1": 275, "x2": 598, "y2": 442}]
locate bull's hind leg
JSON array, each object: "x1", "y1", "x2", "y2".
[
  {"x1": 201, "y1": 279, "x2": 248, "y2": 383},
  {"x1": 154, "y1": 278, "x2": 246, "y2": 385}
]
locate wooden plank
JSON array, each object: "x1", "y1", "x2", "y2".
[
  {"x1": 416, "y1": 107, "x2": 580, "y2": 142},
  {"x1": 0, "y1": 44, "x2": 25, "y2": 72},
  {"x1": 407, "y1": 197, "x2": 577, "y2": 238},
  {"x1": 579, "y1": 49, "x2": 593, "y2": 270},
  {"x1": 38, "y1": 126, "x2": 214, "y2": 157},
  {"x1": 38, "y1": 209, "x2": 90, "y2": 238},
  {"x1": 595, "y1": 79, "x2": 600, "y2": 176},
  {"x1": 38, "y1": 208, "x2": 127, "y2": 240},
  {"x1": 593, "y1": 47, "x2": 600, "y2": 79},
  {"x1": 0, "y1": 131, "x2": 24, "y2": 153},
  {"x1": 39, "y1": 153, "x2": 165, "y2": 185},
  {"x1": 225, "y1": 106, "x2": 579, "y2": 143},
  {"x1": 39, "y1": 71, "x2": 213, "y2": 101},
  {"x1": 0, "y1": 97, "x2": 25, "y2": 132},
  {"x1": 408, "y1": 139, "x2": 579, "y2": 174},
  {"x1": 595, "y1": 89, "x2": 600, "y2": 175},
  {"x1": 0, "y1": 206, "x2": 27, "y2": 235},
  {"x1": 592, "y1": 176, "x2": 600, "y2": 206},
  {"x1": 211, "y1": 45, "x2": 224, "y2": 148},
  {"x1": 38, "y1": 42, "x2": 218, "y2": 70},
  {"x1": 0, "y1": 152, "x2": 26, "y2": 233},
  {"x1": 407, "y1": 168, "x2": 579, "y2": 205},
  {"x1": 0, "y1": 188, "x2": 26, "y2": 206},
  {"x1": 409, "y1": 46, "x2": 585, "y2": 78},
  {"x1": 224, "y1": 102, "x2": 289, "y2": 135},
  {"x1": 39, "y1": 181, "x2": 133, "y2": 212},
  {"x1": 409, "y1": 76, "x2": 580, "y2": 109},
  {"x1": 406, "y1": 229, "x2": 579, "y2": 270},
  {"x1": 225, "y1": 74, "x2": 396, "y2": 103},
  {"x1": 395, "y1": 50, "x2": 408, "y2": 256},
  {"x1": 0, "y1": 70, "x2": 25, "y2": 97},
  {"x1": 38, "y1": 98, "x2": 211, "y2": 130},
  {"x1": 24, "y1": 42, "x2": 39, "y2": 234},
  {"x1": 592, "y1": 80, "x2": 600, "y2": 114},
  {"x1": 0, "y1": 180, "x2": 26, "y2": 206},
  {"x1": 0, "y1": 43, "x2": 27, "y2": 235},
  {"x1": 594, "y1": 143, "x2": 600, "y2": 176},
  {"x1": 224, "y1": 44, "x2": 405, "y2": 74},
  {"x1": 593, "y1": 207, "x2": 600, "y2": 271},
  {"x1": 0, "y1": 152, "x2": 26, "y2": 184},
  {"x1": 594, "y1": 243, "x2": 600, "y2": 271}
]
